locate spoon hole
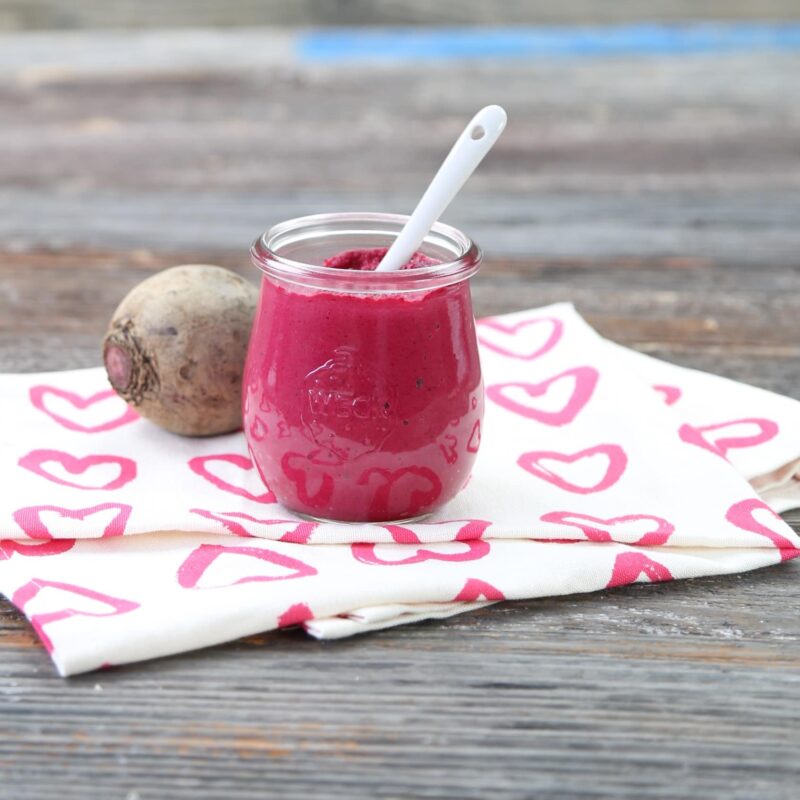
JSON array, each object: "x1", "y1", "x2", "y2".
[{"x1": 470, "y1": 125, "x2": 486, "y2": 140}]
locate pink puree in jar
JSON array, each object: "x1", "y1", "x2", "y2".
[{"x1": 244, "y1": 217, "x2": 483, "y2": 523}]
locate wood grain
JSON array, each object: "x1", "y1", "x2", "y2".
[
  {"x1": 2, "y1": 1, "x2": 800, "y2": 31},
  {"x1": 1, "y1": 27, "x2": 799, "y2": 800}
]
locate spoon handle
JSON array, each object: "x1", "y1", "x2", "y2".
[{"x1": 375, "y1": 105, "x2": 507, "y2": 273}]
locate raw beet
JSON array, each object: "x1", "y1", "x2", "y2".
[{"x1": 102, "y1": 264, "x2": 258, "y2": 436}]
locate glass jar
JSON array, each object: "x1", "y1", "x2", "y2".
[{"x1": 244, "y1": 212, "x2": 483, "y2": 523}]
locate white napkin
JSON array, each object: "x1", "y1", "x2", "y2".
[{"x1": 0, "y1": 303, "x2": 797, "y2": 676}]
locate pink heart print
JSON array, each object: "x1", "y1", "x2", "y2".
[
  {"x1": 477, "y1": 316, "x2": 564, "y2": 360},
  {"x1": 189, "y1": 454, "x2": 276, "y2": 504},
  {"x1": 358, "y1": 466, "x2": 443, "y2": 520},
  {"x1": 466, "y1": 420, "x2": 481, "y2": 453},
  {"x1": 281, "y1": 452, "x2": 335, "y2": 510},
  {"x1": 189, "y1": 509, "x2": 318, "y2": 543},
  {"x1": 439, "y1": 434, "x2": 459, "y2": 464},
  {"x1": 679, "y1": 418, "x2": 779, "y2": 459},
  {"x1": 0, "y1": 539, "x2": 76, "y2": 559},
  {"x1": 539, "y1": 511, "x2": 674, "y2": 546},
  {"x1": 249, "y1": 416, "x2": 268, "y2": 442},
  {"x1": 29, "y1": 385, "x2": 139, "y2": 433},
  {"x1": 454, "y1": 578, "x2": 506, "y2": 601},
  {"x1": 277, "y1": 602, "x2": 314, "y2": 628},
  {"x1": 725, "y1": 498, "x2": 800, "y2": 561},
  {"x1": 18, "y1": 449, "x2": 137, "y2": 490},
  {"x1": 13, "y1": 503, "x2": 132, "y2": 539},
  {"x1": 177, "y1": 543, "x2": 318, "y2": 589},
  {"x1": 652, "y1": 384, "x2": 682, "y2": 406},
  {"x1": 487, "y1": 366, "x2": 599, "y2": 426},
  {"x1": 382, "y1": 519, "x2": 491, "y2": 544},
  {"x1": 606, "y1": 552, "x2": 674, "y2": 589},
  {"x1": 11, "y1": 579, "x2": 139, "y2": 654},
  {"x1": 351, "y1": 539, "x2": 490, "y2": 566},
  {"x1": 518, "y1": 444, "x2": 628, "y2": 494}
]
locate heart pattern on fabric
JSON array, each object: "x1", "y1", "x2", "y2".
[
  {"x1": 189, "y1": 509, "x2": 318, "y2": 543},
  {"x1": 518, "y1": 444, "x2": 628, "y2": 494},
  {"x1": 539, "y1": 511, "x2": 674, "y2": 546},
  {"x1": 606, "y1": 552, "x2": 674, "y2": 588},
  {"x1": 652, "y1": 384, "x2": 682, "y2": 406},
  {"x1": 177, "y1": 543, "x2": 318, "y2": 589},
  {"x1": 487, "y1": 366, "x2": 598, "y2": 426},
  {"x1": 466, "y1": 420, "x2": 481, "y2": 453},
  {"x1": 0, "y1": 539, "x2": 76, "y2": 560},
  {"x1": 439, "y1": 434, "x2": 458, "y2": 464},
  {"x1": 12, "y1": 503, "x2": 132, "y2": 540},
  {"x1": 477, "y1": 316, "x2": 563, "y2": 360},
  {"x1": 725, "y1": 498, "x2": 800, "y2": 560},
  {"x1": 454, "y1": 578, "x2": 506, "y2": 601},
  {"x1": 281, "y1": 452, "x2": 335, "y2": 510},
  {"x1": 11, "y1": 579, "x2": 139, "y2": 653},
  {"x1": 352, "y1": 539, "x2": 490, "y2": 566},
  {"x1": 357, "y1": 466, "x2": 443, "y2": 520},
  {"x1": 382, "y1": 519, "x2": 492, "y2": 545},
  {"x1": 679, "y1": 418, "x2": 778, "y2": 459},
  {"x1": 249, "y1": 416, "x2": 268, "y2": 442},
  {"x1": 189, "y1": 454, "x2": 276, "y2": 504},
  {"x1": 18, "y1": 449, "x2": 137, "y2": 491},
  {"x1": 277, "y1": 603, "x2": 314, "y2": 628},
  {"x1": 29, "y1": 385, "x2": 139, "y2": 433}
]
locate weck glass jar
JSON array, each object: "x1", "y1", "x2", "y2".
[{"x1": 243, "y1": 212, "x2": 483, "y2": 522}]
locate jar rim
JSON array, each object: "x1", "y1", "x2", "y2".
[{"x1": 250, "y1": 212, "x2": 482, "y2": 293}]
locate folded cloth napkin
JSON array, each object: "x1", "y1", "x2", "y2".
[{"x1": 1, "y1": 303, "x2": 798, "y2": 676}]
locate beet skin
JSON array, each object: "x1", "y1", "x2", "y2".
[{"x1": 102, "y1": 264, "x2": 258, "y2": 436}]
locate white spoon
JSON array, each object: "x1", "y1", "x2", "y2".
[{"x1": 375, "y1": 104, "x2": 507, "y2": 273}]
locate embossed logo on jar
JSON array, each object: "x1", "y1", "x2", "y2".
[{"x1": 301, "y1": 347, "x2": 396, "y2": 461}]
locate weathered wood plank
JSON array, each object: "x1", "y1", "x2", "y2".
[
  {"x1": 1, "y1": 45, "x2": 799, "y2": 201},
  {"x1": 3, "y1": 189, "x2": 800, "y2": 265},
  {"x1": 1, "y1": 0, "x2": 800, "y2": 31},
  {"x1": 0, "y1": 38, "x2": 798, "y2": 271}
]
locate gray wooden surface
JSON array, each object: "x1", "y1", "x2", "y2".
[
  {"x1": 1, "y1": 1, "x2": 799, "y2": 31},
  {"x1": 1, "y1": 28, "x2": 799, "y2": 800}
]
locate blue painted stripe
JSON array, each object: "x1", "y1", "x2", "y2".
[{"x1": 297, "y1": 23, "x2": 800, "y2": 62}]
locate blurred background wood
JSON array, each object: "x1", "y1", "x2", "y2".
[
  {"x1": 1, "y1": 0, "x2": 800, "y2": 29},
  {"x1": 1, "y1": 15, "x2": 799, "y2": 800}
]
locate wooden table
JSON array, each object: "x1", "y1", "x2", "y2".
[{"x1": 1, "y1": 28, "x2": 799, "y2": 799}]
